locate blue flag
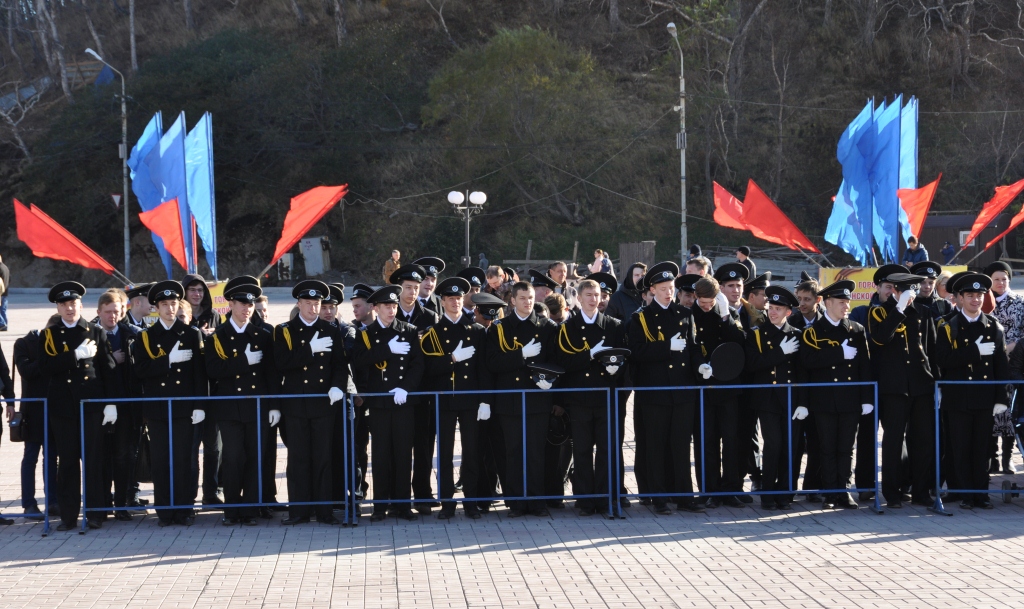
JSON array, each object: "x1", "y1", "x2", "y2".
[
  {"x1": 146, "y1": 112, "x2": 195, "y2": 274},
  {"x1": 870, "y1": 96, "x2": 902, "y2": 263},
  {"x1": 826, "y1": 101, "x2": 874, "y2": 265},
  {"x1": 898, "y1": 96, "x2": 918, "y2": 241},
  {"x1": 127, "y1": 112, "x2": 174, "y2": 278},
  {"x1": 186, "y1": 112, "x2": 216, "y2": 278}
]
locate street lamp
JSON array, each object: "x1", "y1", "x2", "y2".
[
  {"x1": 666, "y1": 22, "x2": 687, "y2": 267},
  {"x1": 449, "y1": 190, "x2": 486, "y2": 268},
  {"x1": 85, "y1": 48, "x2": 131, "y2": 280}
]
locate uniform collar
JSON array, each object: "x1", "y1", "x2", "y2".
[
  {"x1": 444, "y1": 311, "x2": 463, "y2": 325},
  {"x1": 298, "y1": 313, "x2": 318, "y2": 327},
  {"x1": 580, "y1": 309, "x2": 598, "y2": 324},
  {"x1": 229, "y1": 317, "x2": 249, "y2": 333},
  {"x1": 158, "y1": 318, "x2": 176, "y2": 331},
  {"x1": 823, "y1": 311, "x2": 843, "y2": 326}
]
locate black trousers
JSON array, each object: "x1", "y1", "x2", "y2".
[
  {"x1": 50, "y1": 412, "x2": 105, "y2": 525},
  {"x1": 643, "y1": 401, "x2": 695, "y2": 508},
  {"x1": 568, "y1": 404, "x2": 610, "y2": 510},
  {"x1": 544, "y1": 436, "x2": 572, "y2": 502},
  {"x1": 190, "y1": 412, "x2": 220, "y2": 502},
  {"x1": 796, "y1": 414, "x2": 822, "y2": 492},
  {"x1": 285, "y1": 413, "x2": 335, "y2": 519},
  {"x1": 616, "y1": 391, "x2": 628, "y2": 496},
  {"x1": 758, "y1": 409, "x2": 796, "y2": 501},
  {"x1": 412, "y1": 399, "x2": 436, "y2": 502},
  {"x1": 499, "y1": 412, "x2": 548, "y2": 512},
  {"x1": 702, "y1": 396, "x2": 741, "y2": 493},
  {"x1": 476, "y1": 416, "x2": 507, "y2": 505},
  {"x1": 631, "y1": 395, "x2": 648, "y2": 496},
  {"x1": 815, "y1": 411, "x2": 860, "y2": 495},
  {"x1": 111, "y1": 410, "x2": 143, "y2": 507},
  {"x1": 261, "y1": 421, "x2": 280, "y2": 504},
  {"x1": 854, "y1": 412, "x2": 876, "y2": 491},
  {"x1": 219, "y1": 418, "x2": 261, "y2": 519},
  {"x1": 947, "y1": 409, "x2": 994, "y2": 502},
  {"x1": 368, "y1": 405, "x2": 414, "y2": 513},
  {"x1": 736, "y1": 399, "x2": 761, "y2": 483},
  {"x1": 880, "y1": 394, "x2": 934, "y2": 502},
  {"x1": 354, "y1": 405, "x2": 370, "y2": 496},
  {"x1": 331, "y1": 408, "x2": 350, "y2": 506},
  {"x1": 438, "y1": 409, "x2": 479, "y2": 511},
  {"x1": 148, "y1": 417, "x2": 195, "y2": 522}
]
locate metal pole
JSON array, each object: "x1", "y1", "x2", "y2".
[
  {"x1": 673, "y1": 36, "x2": 687, "y2": 267},
  {"x1": 464, "y1": 200, "x2": 471, "y2": 267},
  {"x1": 121, "y1": 72, "x2": 130, "y2": 280}
]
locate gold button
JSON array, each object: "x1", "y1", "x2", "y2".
[
  {"x1": 237, "y1": 388, "x2": 242, "y2": 392},
  {"x1": 67, "y1": 379, "x2": 72, "y2": 384},
  {"x1": 176, "y1": 380, "x2": 180, "y2": 384},
  {"x1": 585, "y1": 373, "x2": 590, "y2": 377},
  {"x1": 304, "y1": 380, "x2": 308, "y2": 384},
  {"x1": 252, "y1": 385, "x2": 256, "y2": 389},
  {"x1": 516, "y1": 378, "x2": 520, "y2": 381},
  {"x1": 319, "y1": 379, "x2": 323, "y2": 382},
  {"x1": 161, "y1": 382, "x2": 166, "y2": 387},
  {"x1": 84, "y1": 364, "x2": 90, "y2": 369},
  {"x1": 464, "y1": 375, "x2": 468, "y2": 379},
  {"x1": 668, "y1": 365, "x2": 673, "y2": 369},
  {"x1": 772, "y1": 381, "x2": 777, "y2": 385},
  {"x1": 303, "y1": 367, "x2": 307, "y2": 371},
  {"x1": 320, "y1": 366, "x2": 324, "y2": 370}
]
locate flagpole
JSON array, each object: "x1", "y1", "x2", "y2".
[{"x1": 794, "y1": 246, "x2": 824, "y2": 268}]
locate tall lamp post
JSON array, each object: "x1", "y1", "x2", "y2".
[
  {"x1": 667, "y1": 23, "x2": 687, "y2": 267},
  {"x1": 85, "y1": 48, "x2": 131, "y2": 280},
  {"x1": 448, "y1": 190, "x2": 487, "y2": 268}
]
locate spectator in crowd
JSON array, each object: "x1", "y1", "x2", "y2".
[
  {"x1": 902, "y1": 236, "x2": 929, "y2": 265},
  {"x1": 544, "y1": 293, "x2": 569, "y2": 323},
  {"x1": 936, "y1": 270, "x2": 954, "y2": 304},
  {"x1": 687, "y1": 244, "x2": 702, "y2": 262},
  {"x1": 736, "y1": 246, "x2": 756, "y2": 278},
  {"x1": 940, "y1": 241, "x2": 956, "y2": 265},
  {"x1": 605, "y1": 262, "x2": 646, "y2": 321},
  {"x1": 478, "y1": 253, "x2": 488, "y2": 269},
  {"x1": 588, "y1": 249, "x2": 613, "y2": 276},
  {"x1": 383, "y1": 250, "x2": 401, "y2": 284},
  {"x1": 0, "y1": 253, "x2": 8, "y2": 331}
]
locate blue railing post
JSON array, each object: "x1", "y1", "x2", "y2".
[
  {"x1": 43, "y1": 398, "x2": 50, "y2": 536},
  {"x1": 167, "y1": 399, "x2": 175, "y2": 513},
  {"x1": 79, "y1": 400, "x2": 86, "y2": 534},
  {"x1": 699, "y1": 387, "x2": 706, "y2": 497},
  {"x1": 787, "y1": 386, "x2": 793, "y2": 497},
  {"x1": 605, "y1": 388, "x2": 614, "y2": 519},
  {"x1": 256, "y1": 396, "x2": 264, "y2": 517},
  {"x1": 435, "y1": 392, "x2": 442, "y2": 515},
  {"x1": 613, "y1": 389, "x2": 623, "y2": 519},
  {"x1": 521, "y1": 391, "x2": 527, "y2": 504},
  {"x1": 871, "y1": 384, "x2": 883, "y2": 514},
  {"x1": 930, "y1": 384, "x2": 952, "y2": 515}
]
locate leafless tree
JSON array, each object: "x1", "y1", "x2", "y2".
[
  {"x1": 331, "y1": 0, "x2": 347, "y2": 44},
  {"x1": 129, "y1": 0, "x2": 138, "y2": 71},
  {"x1": 80, "y1": 0, "x2": 105, "y2": 59},
  {"x1": 34, "y1": 0, "x2": 73, "y2": 102},
  {"x1": 609, "y1": 0, "x2": 620, "y2": 31},
  {"x1": 0, "y1": 81, "x2": 42, "y2": 169},
  {"x1": 183, "y1": 0, "x2": 196, "y2": 30},
  {"x1": 769, "y1": 35, "x2": 789, "y2": 199},
  {"x1": 287, "y1": 0, "x2": 307, "y2": 25},
  {"x1": 425, "y1": 0, "x2": 457, "y2": 47}
]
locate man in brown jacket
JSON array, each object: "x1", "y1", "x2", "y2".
[{"x1": 382, "y1": 250, "x2": 401, "y2": 284}]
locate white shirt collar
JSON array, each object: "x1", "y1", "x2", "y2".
[
  {"x1": 377, "y1": 318, "x2": 392, "y2": 329},
  {"x1": 444, "y1": 311, "x2": 463, "y2": 324},
  {"x1": 298, "y1": 314, "x2": 317, "y2": 327},
  {"x1": 129, "y1": 311, "x2": 146, "y2": 325},
  {"x1": 580, "y1": 309, "x2": 598, "y2": 324},
  {"x1": 997, "y1": 291, "x2": 1010, "y2": 303},
  {"x1": 104, "y1": 323, "x2": 119, "y2": 335},
  {"x1": 655, "y1": 299, "x2": 671, "y2": 309},
  {"x1": 823, "y1": 311, "x2": 842, "y2": 326},
  {"x1": 963, "y1": 311, "x2": 982, "y2": 323},
  {"x1": 515, "y1": 310, "x2": 531, "y2": 321},
  {"x1": 62, "y1": 318, "x2": 79, "y2": 328},
  {"x1": 229, "y1": 317, "x2": 249, "y2": 333},
  {"x1": 158, "y1": 318, "x2": 175, "y2": 330}
]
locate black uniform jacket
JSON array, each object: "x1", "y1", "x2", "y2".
[
  {"x1": 549, "y1": 311, "x2": 624, "y2": 408},
  {"x1": 206, "y1": 320, "x2": 278, "y2": 421},
  {"x1": 420, "y1": 312, "x2": 492, "y2": 410},
  {"x1": 787, "y1": 308, "x2": 822, "y2": 330},
  {"x1": 352, "y1": 318, "x2": 424, "y2": 409},
  {"x1": 39, "y1": 318, "x2": 118, "y2": 417},
  {"x1": 273, "y1": 317, "x2": 349, "y2": 418},
  {"x1": 692, "y1": 305, "x2": 747, "y2": 398},
  {"x1": 934, "y1": 311, "x2": 1010, "y2": 410},
  {"x1": 915, "y1": 293, "x2": 952, "y2": 320},
  {"x1": 799, "y1": 315, "x2": 873, "y2": 413},
  {"x1": 867, "y1": 297, "x2": 936, "y2": 397},
  {"x1": 397, "y1": 300, "x2": 439, "y2": 329},
  {"x1": 745, "y1": 321, "x2": 803, "y2": 413},
  {"x1": 484, "y1": 311, "x2": 558, "y2": 416},
  {"x1": 132, "y1": 319, "x2": 209, "y2": 420},
  {"x1": 13, "y1": 331, "x2": 48, "y2": 443},
  {"x1": 627, "y1": 301, "x2": 705, "y2": 407}
]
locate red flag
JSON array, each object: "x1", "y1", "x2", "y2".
[
  {"x1": 14, "y1": 199, "x2": 117, "y2": 274},
  {"x1": 138, "y1": 198, "x2": 188, "y2": 270},
  {"x1": 270, "y1": 185, "x2": 349, "y2": 266},
  {"x1": 983, "y1": 206, "x2": 1024, "y2": 252},
  {"x1": 897, "y1": 174, "x2": 941, "y2": 239},
  {"x1": 739, "y1": 180, "x2": 820, "y2": 253},
  {"x1": 961, "y1": 177, "x2": 1024, "y2": 251},
  {"x1": 713, "y1": 181, "x2": 747, "y2": 230}
]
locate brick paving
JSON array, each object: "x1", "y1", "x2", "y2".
[{"x1": 1, "y1": 292, "x2": 1023, "y2": 608}]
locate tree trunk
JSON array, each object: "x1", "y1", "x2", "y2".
[
  {"x1": 129, "y1": 0, "x2": 137, "y2": 71},
  {"x1": 35, "y1": 0, "x2": 73, "y2": 102},
  {"x1": 332, "y1": 0, "x2": 347, "y2": 44},
  {"x1": 33, "y1": 0, "x2": 56, "y2": 74},
  {"x1": 609, "y1": 0, "x2": 620, "y2": 32},
  {"x1": 81, "y1": 0, "x2": 105, "y2": 58},
  {"x1": 287, "y1": 0, "x2": 306, "y2": 25},
  {"x1": 183, "y1": 0, "x2": 196, "y2": 30},
  {"x1": 5, "y1": 0, "x2": 25, "y2": 75}
]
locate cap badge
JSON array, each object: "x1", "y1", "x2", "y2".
[
  {"x1": 412, "y1": 272, "x2": 422, "y2": 281},
  {"x1": 772, "y1": 295, "x2": 779, "y2": 301},
  {"x1": 389, "y1": 293, "x2": 397, "y2": 301},
  {"x1": 974, "y1": 282, "x2": 981, "y2": 289},
  {"x1": 609, "y1": 356, "x2": 618, "y2": 363},
  {"x1": 843, "y1": 289, "x2": 851, "y2": 296},
  {"x1": 429, "y1": 266, "x2": 437, "y2": 274},
  {"x1": 729, "y1": 271, "x2": 736, "y2": 278},
  {"x1": 599, "y1": 282, "x2": 606, "y2": 289},
  {"x1": 308, "y1": 290, "x2": 316, "y2": 297},
  {"x1": 245, "y1": 293, "x2": 253, "y2": 300},
  {"x1": 662, "y1": 271, "x2": 671, "y2": 279},
  {"x1": 63, "y1": 290, "x2": 70, "y2": 297},
  {"x1": 450, "y1": 286, "x2": 458, "y2": 293}
]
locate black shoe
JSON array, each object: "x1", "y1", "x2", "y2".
[
  {"x1": 23, "y1": 506, "x2": 44, "y2": 521},
  {"x1": 619, "y1": 497, "x2": 632, "y2": 508},
  {"x1": 679, "y1": 501, "x2": 705, "y2": 513},
  {"x1": 437, "y1": 510, "x2": 456, "y2": 520},
  {"x1": 737, "y1": 494, "x2": 753, "y2": 504},
  {"x1": 202, "y1": 496, "x2": 223, "y2": 505},
  {"x1": 721, "y1": 496, "x2": 745, "y2": 508},
  {"x1": 281, "y1": 516, "x2": 310, "y2": 525},
  {"x1": 221, "y1": 517, "x2": 239, "y2": 526},
  {"x1": 990, "y1": 458, "x2": 1000, "y2": 474},
  {"x1": 578, "y1": 507, "x2": 597, "y2": 516},
  {"x1": 838, "y1": 493, "x2": 859, "y2": 509},
  {"x1": 0, "y1": 325, "x2": 7, "y2": 331},
  {"x1": 507, "y1": 509, "x2": 526, "y2": 518},
  {"x1": 547, "y1": 500, "x2": 564, "y2": 509},
  {"x1": 886, "y1": 501, "x2": 903, "y2": 509},
  {"x1": 959, "y1": 500, "x2": 974, "y2": 510},
  {"x1": 56, "y1": 521, "x2": 76, "y2": 531},
  {"x1": 240, "y1": 518, "x2": 258, "y2": 526},
  {"x1": 370, "y1": 512, "x2": 387, "y2": 522},
  {"x1": 318, "y1": 515, "x2": 341, "y2": 525},
  {"x1": 1003, "y1": 465, "x2": 1015, "y2": 475},
  {"x1": 975, "y1": 499, "x2": 995, "y2": 510},
  {"x1": 531, "y1": 508, "x2": 550, "y2": 517},
  {"x1": 805, "y1": 494, "x2": 822, "y2": 503},
  {"x1": 760, "y1": 499, "x2": 777, "y2": 510},
  {"x1": 175, "y1": 515, "x2": 194, "y2": 526},
  {"x1": 705, "y1": 498, "x2": 721, "y2": 509},
  {"x1": 821, "y1": 497, "x2": 837, "y2": 509},
  {"x1": 858, "y1": 492, "x2": 875, "y2": 502},
  {"x1": 654, "y1": 504, "x2": 672, "y2": 515},
  {"x1": 259, "y1": 507, "x2": 273, "y2": 519},
  {"x1": 115, "y1": 511, "x2": 133, "y2": 522},
  {"x1": 639, "y1": 497, "x2": 653, "y2": 506},
  {"x1": 910, "y1": 496, "x2": 932, "y2": 507},
  {"x1": 776, "y1": 501, "x2": 792, "y2": 510},
  {"x1": 87, "y1": 519, "x2": 103, "y2": 530},
  {"x1": 157, "y1": 518, "x2": 174, "y2": 527},
  {"x1": 465, "y1": 508, "x2": 482, "y2": 520},
  {"x1": 479, "y1": 502, "x2": 492, "y2": 513},
  {"x1": 396, "y1": 510, "x2": 418, "y2": 521}
]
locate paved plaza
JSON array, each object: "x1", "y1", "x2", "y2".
[{"x1": 1, "y1": 290, "x2": 1023, "y2": 608}]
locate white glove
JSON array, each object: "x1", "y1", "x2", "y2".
[
  {"x1": 698, "y1": 363, "x2": 713, "y2": 379},
  {"x1": 192, "y1": 409, "x2": 206, "y2": 425},
  {"x1": 715, "y1": 292, "x2": 730, "y2": 317},
  {"x1": 310, "y1": 331, "x2": 333, "y2": 354},
  {"x1": 536, "y1": 379, "x2": 553, "y2": 390},
  {"x1": 779, "y1": 336, "x2": 799, "y2": 355},
  {"x1": 841, "y1": 339, "x2": 857, "y2": 360},
  {"x1": 244, "y1": 343, "x2": 263, "y2": 365},
  {"x1": 390, "y1": 387, "x2": 408, "y2": 405},
  {"x1": 792, "y1": 406, "x2": 809, "y2": 420},
  {"x1": 74, "y1": 339, "x2": 97, "y2": 361},
  {"x1": 589, "y1": 340, "x2": 610, "y2": 359},
  {"x1": 102, "y1": 404, "x2": 117, "y2": 425},
  {"x1": 477, "y1": 403, "x2": 491, "y2": 420},
  {"x1": 994, "y1": 404, "x2": 1009, "y2": 415},
  {"x1": 605, "y1": 365, "x2": 620, "y2": 375},
  {"x1": 670, "y1": 332, "x2": 686, "y2": 352},
  {"x1": 452, "y1": 340, "x2": 475, "y2": 362},
  {"x1": 975, "y1": 336, "x2": 995, "y2": 356},
  {"x1": 387, "y1": 335, "x2": 410, "y2": 355},
  {"x1": 169, "y1": 341, "x2": 193, "y2": 364},
  {"x1": 521, "y1": 338, "x2": 541, "y2": 358},
  {"x1": 861, "y1": 403, "x2": 873, "y2": 416},
  {"x1": 268, "y1": 409, "x2": 281, "y2": 427},
  {"x1": 328, "y1": 387, "x2": 344, "y2": 405},
  {"x1": 896, "y1": 290, "x2": 914, "y2": 313}
]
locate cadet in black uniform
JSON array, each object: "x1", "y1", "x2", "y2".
[
  {"x1": 910, "y1": 261, "x2": 952, "y2": 320},
  {"x1": 471, "y1": 292, "x2": 509, "y2": 510},
  {"x1": 628, "y1": 262, "x2": 711, "y2": 514},
  {"x1": 419, "y1": 277, "x2": 491, "y2": 519},
  {"x1": 799, "y1": 280, "x2": 873, "y2": 509},
  {"x1": 413, "y1": 256, "x2": 445, "y2": 314},
  {"x1": 205, "y1": 281, "x2": 277, "y2": 525},
  {"x1": 934, "y1": 273, "x2": 1010, "y2": 509},
  {"x1": 549, "y1": 274, "x2": 626, "y2": 516},
  {"x1": 39, "y1": 282, "x2": 119, "y2": 531},
  {"x1": 132, "y1": 281, "x2": 209, "y2": 526},
  {"x1": 390, "y1": 263, "x2": 440, "y2": 513},
  {"x1": 745, "y1": 285, "x2": 803, "y2": 510},
  {"x1": 348, "y1": 283, "x2": 375, "y2": 501},
  {"x1": 273, "y1": 280, "x2": 349, "y2": 525},
  {"x1": 786, "y1": 278, "x2": 824, "y2": 501},
  {"x1": 124, "y1": 283, "x2": 154, "y2": 329},
  {"x1": 352, "y1": 285, "x2": 425, "y2": 521},
  {"x1": 867, "y1": 272, "x2": 937, "y2": 508},
  {"x1": 319, "y1": 283, "x2": 358, "y2": 511},
  {"x1": 485, "y1": 280, "x2": 560, "y2": 517}
]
